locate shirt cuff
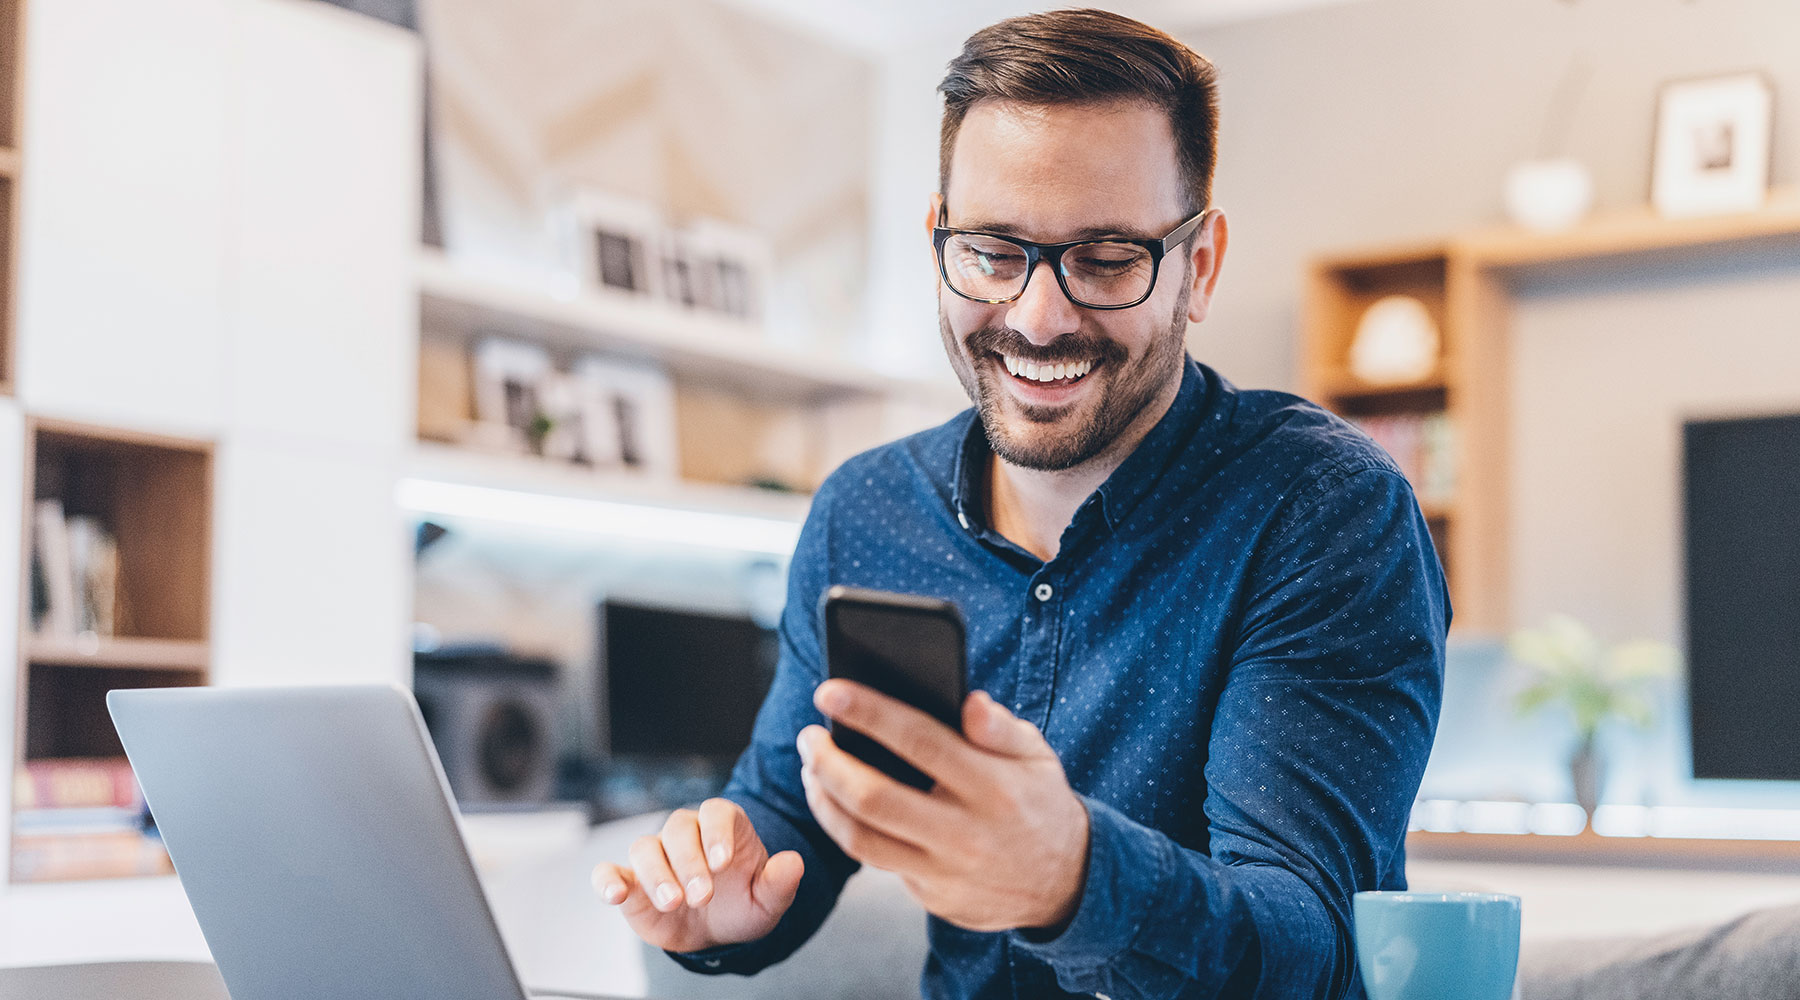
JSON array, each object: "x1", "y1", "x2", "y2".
[
  {"x1": 666, "y1": 938, "x2": 761, "y2": 976},
  {"x1": 1010, "y1": 795, "x2": 1176, "y2": 968}
]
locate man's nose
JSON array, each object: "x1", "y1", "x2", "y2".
[{"x1": 1004, "y1": 260, "x2": 1083, "y2": 346}]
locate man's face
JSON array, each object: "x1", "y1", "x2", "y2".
[{"x1": 935, "y1": 99, "x2": 1220, "y2": 472}]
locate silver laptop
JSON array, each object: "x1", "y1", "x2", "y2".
[{"x1": 108, "y1": 684, "x2": 622, "y2": 1000}]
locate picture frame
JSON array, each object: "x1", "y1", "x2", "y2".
[
  {"x1": 1651, "y1": 71, "x2": 1775, "y2": 218},
  {"x1": 564, "y1": 190, "x2": 667, "y2": 298},
  {"x1": 572, "y1": 356, "x2": 680, "y2": 480},
  {"x1": 471, "y1": 338, "x2": 552, "y2": 453}
]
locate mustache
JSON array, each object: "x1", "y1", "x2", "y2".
[{"x1": 963, "y1": 327, "x2": 1127, "y2": 367}]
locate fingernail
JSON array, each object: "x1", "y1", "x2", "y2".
[
  {"x1": 603, "y1": 883, "x2": 626, "y2": 904},
  {"x1": 654, "y1": 883, "x2": 681, "y2": 909},
  {"x1": 708, "y1": 845, "x2": 729, "y2": 869},
  {"x1": 686, "y1": 876, "x2": 711, "y2": 903}
]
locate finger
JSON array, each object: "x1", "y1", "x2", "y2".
[
  {"x1": 591, "y1": 861, "x2": 632, "y2": 905},
  {"x1": 813, "y1": 679, "x2": 981, "y2": 790},
  {"x1": 962, "y1": 690, "x2": 1052, "y2": 758},
  {"x1": 628, "y1": 834, "x2": 686, "y2": 913},
  {"x1": 592, "y1": 862, "x2": 660, "y2": 923},
  {"x1": 697, "y1": 797, "x2": 751, "y2": 873},
  {"x1": 797, "y1": 725, "x2": 953, "y2": 844},
  {"x1": 660, "y1": 809, "x2": 714, "y2": 906},
  {"x1": 752, "y1": 849, "x2": 805, "y2": 916},
  {"x1": 800, "y1": 750, "x2": 932, "y2": 872}
]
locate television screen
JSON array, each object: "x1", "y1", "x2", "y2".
[
  {"x1": 1685, "y1": 412, "x2": 1800, "y2": 781},
  {"x1": 602, "y1": 601, "x2": 778, "y2": 760}
]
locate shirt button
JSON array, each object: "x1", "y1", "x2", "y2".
[{"x1": 1034, "y1": 583, "x2": 1054, "y2": 602}]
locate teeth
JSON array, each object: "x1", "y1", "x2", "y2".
[{"x1": 999, "y1": 355, "x2": 1096, "y2": 383}]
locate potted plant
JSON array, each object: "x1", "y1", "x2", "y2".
[{"x1": 1509, "y1": 615, "x2": 1680, "y2": 824}]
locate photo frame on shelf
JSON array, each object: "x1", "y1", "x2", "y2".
[
  {"x1": 564, "y1": 190, "x2": 666, "y2": 298},
  {"x1": 471, "y1": 338, "x2": 552, "y2": 453},
  {"x1": 573, "y1": 356, "x2": 680, "y2": 480},
  {"x1": 1651, "y1": 72, "x2": 1774, "y2": 218},
  {"x1": 683, "y1": 219, "x2": 773, "y2": 321}
]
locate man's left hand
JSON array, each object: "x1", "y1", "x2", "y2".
[{"x1": 797, "y1": 679, "x2": 1090, "y2": 934}]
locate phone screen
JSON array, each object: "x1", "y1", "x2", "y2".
[{"x1": 821, "y1": 587, "x2": 967, "y2": 790}]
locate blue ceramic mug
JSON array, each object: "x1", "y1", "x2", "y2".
[{"x1": 1353, "y1": 891, "x2": 1521, "y2": 1000}]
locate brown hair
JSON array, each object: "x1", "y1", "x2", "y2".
[{"x1": 938, "y1": 8, "x2": 1220, "y2": 213}]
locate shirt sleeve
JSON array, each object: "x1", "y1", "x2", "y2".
[
  {"x1": 1012, "y1": 463, "x2": 1448, "y2": 999},
  {"x1": 666, "y1": 481, "x2": 862, "y2": 976}
]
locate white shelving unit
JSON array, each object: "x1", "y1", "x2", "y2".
[{"x1": 413, "y1": 248, "x2": 966, "y2": 512}]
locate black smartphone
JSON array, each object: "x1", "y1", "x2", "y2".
[{"x1": 820, "y1": 585, "x2": 968, "y2": 791}]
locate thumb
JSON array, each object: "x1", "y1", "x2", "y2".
[
  {"x1": 751, "y1": 850, "x2": 804, "y2": 917},
  {"x1": 963, "y1": 690, "x2": 1049, "y2": 757}
]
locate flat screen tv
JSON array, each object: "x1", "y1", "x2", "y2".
[{"x1": 1685, "y1": 412, "x2": 1800, "y2": 781}]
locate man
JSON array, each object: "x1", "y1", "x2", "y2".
[{"x1": 594, "y1": 9, "x2": 1447, "y2": 998}]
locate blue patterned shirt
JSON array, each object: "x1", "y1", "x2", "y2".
[{"x1": 676, "y1": 357, "x2": 1448, "y2": 999}]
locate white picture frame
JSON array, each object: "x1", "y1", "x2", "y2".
[
  {"x1": 565, "y1": 190, "x2": 667, "y2": 298},
  {"x1": 573, "y1": 356, "x2": 680, "y2": 480},
  {"x1": 471, "y1": 338, "x2": 552, "y2": 453},
  {"x1": 1651, "y1": 72, "x2": 1775, "y2": 218}
]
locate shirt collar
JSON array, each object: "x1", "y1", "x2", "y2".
[{"x1": 949, "y1": 355, "x2": 1221, "y2": 542}]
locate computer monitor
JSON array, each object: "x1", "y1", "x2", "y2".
[{"x1": 600, "y1": 601, "x2": 777, "y2": 761}]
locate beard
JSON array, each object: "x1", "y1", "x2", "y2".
[{"x1": 940, "y1": 270, "x2": 1192, "y2": 472}]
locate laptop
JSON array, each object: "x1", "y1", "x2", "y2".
[{"x1": 108, "y1": 684, "x2": 627, "y2": 1000}]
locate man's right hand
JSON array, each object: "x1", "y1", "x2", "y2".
[{"x1": 592, "y1": 797, "x2": 805, "y2": 954}]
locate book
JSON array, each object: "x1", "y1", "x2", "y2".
[
  {"x1": 14, "y1": 757, "x2": 144, "y2": 811},
  {"x1": 10, "y1": 831, "x2": 173, "y2": 883},
  {"x1": 1350, "y1": 412, "x2": 1457, "y2": 507},
  {"x1": 32, "y1": 499, "x2": 77, "y2": 637}
]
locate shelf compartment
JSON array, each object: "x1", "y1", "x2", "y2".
[
  {"x1": 22, "y1": 663, "x2": 205, "y2": 760},
  {"x1": 27, "y1": 420, "x2": 213, "y2": 642}
]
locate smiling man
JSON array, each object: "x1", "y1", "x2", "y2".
[{"x1": 594, "y1": 9, "x2": 1448, "y2": 999}]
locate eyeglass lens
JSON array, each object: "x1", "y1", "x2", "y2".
[{"x1": 942, "y1": 234, "x2": 1155, "y2": 307}]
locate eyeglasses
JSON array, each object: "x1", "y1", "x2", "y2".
[{"x1": 933, "y1": 207, "x2": 1213, "y2": 311}]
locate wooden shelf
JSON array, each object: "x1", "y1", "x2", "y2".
[
  {"x1": 1408, "y1": 829, "x2": 1800, "y2": 871},
  {"x1": 418, "y1": 249, "x2": 956, "y2": 407},
  {"x1": 24, "y1": 637, "x2": 210, "y2": 672},
  {"x1": 1301, "y1": 193, "x2": 1800, "y2": 634},
  {"x1": 1455, "y1": 188, "x2": 1800, "y2": 270}
]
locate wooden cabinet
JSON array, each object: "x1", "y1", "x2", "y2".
[
  {"x1": 13, "y1": 419, "x2": 212, "y2": 881},
  {"x1": 1302, "y1": 194, "x2": 1800, "y2": 635}
]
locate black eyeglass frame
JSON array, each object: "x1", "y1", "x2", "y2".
[{"x1": 932, "y1": 207, "x2": 1215, "y2": 311}]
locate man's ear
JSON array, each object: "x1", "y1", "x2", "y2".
[
  {"x1": 1185, "y1": 209, "x2": 1229, "y2": 325},
  {"x1": 926, "y1": 192, "x2": 945, "y2": 280}
]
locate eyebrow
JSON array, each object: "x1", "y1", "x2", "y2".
[{"x1": 950, "y1": 219, "x2": 1158, "y2": 243}]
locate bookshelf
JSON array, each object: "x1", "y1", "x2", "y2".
[
  {"x1": 13, "y1": 419, "x2": 212, "y2": 881},
  {"x1": 1301, "y1": 191, "x2": 1800, "y2": 634},
  {"x1": 0, "y1": 0, "x2": 23, "y2": 393}
]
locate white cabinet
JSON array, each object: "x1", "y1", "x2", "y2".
[
  {"x1": 16, "y1": 0, "x2": 232, "y2": 435},
  {"x1": 225, "y1": 0, "x2": 420, "y2": 453}
]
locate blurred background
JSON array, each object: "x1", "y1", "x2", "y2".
[{"x1": 0, "y1": 0, "x2": 1798, "y2": 989}]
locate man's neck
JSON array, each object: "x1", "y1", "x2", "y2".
[{"x1": 985, "y1": 371, "x2": 1183, "y2": 562}]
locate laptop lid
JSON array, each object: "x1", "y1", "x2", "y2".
[{"x1": 108, "y1": 684, "x2": 531, "y2": 1000}]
